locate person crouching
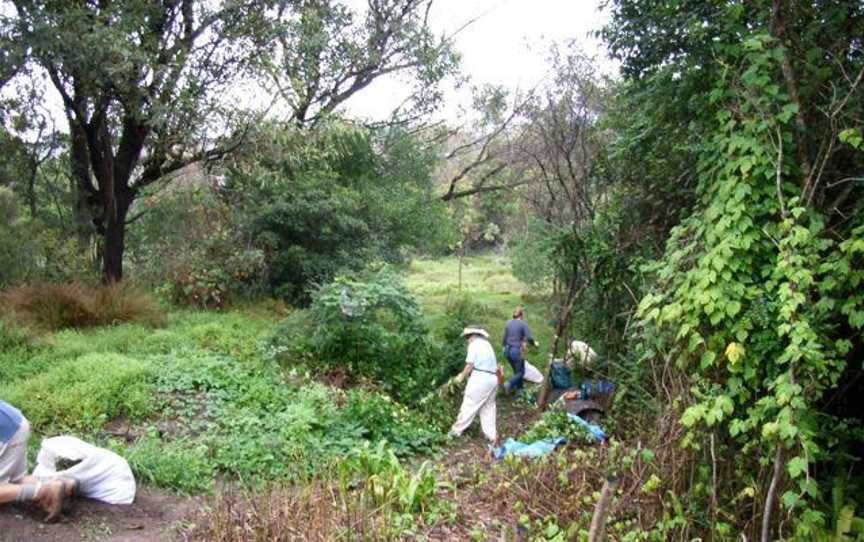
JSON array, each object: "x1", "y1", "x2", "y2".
[
  {"x1": 448, "y1": 327, "x2": 502, "y2": 447},
  {"x1": 0, "y1": 400, "x2": 77, "y2": 522}
]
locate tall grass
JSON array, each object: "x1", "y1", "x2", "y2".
[{"x1": 0, "y1": 281, "x2": 164, "y2": 332}]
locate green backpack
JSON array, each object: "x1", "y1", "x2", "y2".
[{"x1": 550, "y1": 360, "x2": 572, "y2": 389}]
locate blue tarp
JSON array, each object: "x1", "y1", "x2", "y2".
[
  {"x1": 493, "y1": 437, "x2": 566, "y2": 459},
  {"x1": 567, "y1": 413, "x2": 606, "y2": 442},
  {"x1": 493, "y1": 415, "x2": 607, "y2": 459}
]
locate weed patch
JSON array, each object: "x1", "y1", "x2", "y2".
[
  {"x1": 0, "y1": 352, "x2": 155, "y2": 433},
  {"x1": 185, "y1": 442, "x2": 448, "y2": 541},
  {"x1": 112, "y1": 429, "x2": 214, "y2": 494}
]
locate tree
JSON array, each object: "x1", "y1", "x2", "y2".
[
  {"x1": 602, "y1": 0, "x2": 864, "y2": 536},
  {"x1": 3, "y1": 0, "x2": 268, "y2": 282},
  {"x1": 262, "y1": 0, "x2": 460, "y2": 127},
  {"x1": 220, "y1": 119, "x2": 453, "y2": 302}
]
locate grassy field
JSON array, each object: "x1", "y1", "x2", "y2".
[
  {"x1": 0, "y1": 252, "x2": 551, "y2": 494},
  {"x1": 1, "y1": 255, "x2": 659, "y2": 541},
  {"x1": 405, "y1": 252, "x2": 557, "y2": 365}
]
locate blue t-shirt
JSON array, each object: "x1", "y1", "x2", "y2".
[
  {"x1": 0, "y1": 400, "x2": 24, "y2": 443},
  {"x1": 502, "y1": 318, "x2": 534, "y2": 349}
]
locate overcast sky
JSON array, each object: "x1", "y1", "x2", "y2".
[
  {"x1": 345, "y1": 0, "x2": 613, "y2": 123},
  {"x1": 7, "y1": 1, "x2": 613, "y2": 134}
]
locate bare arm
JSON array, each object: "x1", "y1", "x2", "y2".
[{"x1": 456, "y1": 363, "x2": 473, "y2": 383}]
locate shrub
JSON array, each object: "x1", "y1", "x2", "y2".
[
  {"x1": 0, "y1": 187, "x2": 95, "y2": 288},
  {"x1": 88, "y1": 282, "x2": 165, "y2": 326},
  {"x1": 0, "y1": 352, "x2": 155, "y2": 433},
  {"x1": 290, "y1": 266, "x2": 455, "y2": 403},
  {"x1": 1, "y1": 282, "x2": 95, "y2": 330},
  {"x1": 225, "y1": 121, "x2": 453, "y2": 304},
  {"x1": 125, "y1": 186, "x2": 267, "y2": 308},
  {"x1": 0, "y1": 281, "x2": 163, "y2": 332},
  {"x1": 335, "y1": 390, "x2": 443, "y2": 456}
]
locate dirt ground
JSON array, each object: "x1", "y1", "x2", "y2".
[
  {"x1": 0, "y1": 393, "x2": 543, "y2": 542},
  {"x1": 0, "y1": 487, "x2": 200, "y2": 542}
]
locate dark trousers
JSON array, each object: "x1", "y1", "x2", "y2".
[{"x1": 504, "y1": 345, "x2": 525, "y2": 391}]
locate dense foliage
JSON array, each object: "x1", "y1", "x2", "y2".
[
  {"x1": 601, "y1": 0, "x2": 864, "y2": 537},
  {"x1": 270, "y1": 266, "x2": 461, "y2": 404},
  {"x1": 223, "y1": 121, "x2": 453, "y2": 303}
]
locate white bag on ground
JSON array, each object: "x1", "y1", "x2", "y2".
[
  {"x1": 32, "y1": 436, "x2": 136, "y2": 504},
  {"x1": 523, "y1": 360, "x2": 544, "y2": 384}
]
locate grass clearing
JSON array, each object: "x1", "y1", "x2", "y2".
[
  {"x1": 0, "y1": 255, "x2": 559, "y2": 533},
  {"x1": 406, "y1": 252, "x2": 556, "y2": 366}
]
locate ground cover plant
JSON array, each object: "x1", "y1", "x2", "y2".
[{"x1": 0, "y1": 303, "x2": 444, "y2": 496}]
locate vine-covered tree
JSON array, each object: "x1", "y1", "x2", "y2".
[{"x1": 603, "y1": 0, "x2": 864, "y2": 537}]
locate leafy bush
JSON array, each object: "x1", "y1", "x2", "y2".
[
  {"x1": 126, "y1": 186, "x2": 267, "y2": 308},
  {"x1": 0, "y1": 352, "x2": 155, "y2": 432},
  {"x1": 271, "y1": 267, "x2": 455, "y2": 404},
  {"x1": 0, "y1": 187, "x2": 95, "y2": 289},
  {"x1": 0, "y1": 281, "x2": 163, "y2": 332},
  {"x1": 336, "y1": 390, "x2": 442, "y2": 456}
]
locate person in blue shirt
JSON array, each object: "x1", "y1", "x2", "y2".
[
  {"x1": 501, "y1": 306, "x2": 539, "y2": 394},
  {"x1": 0, "y1": 400, "x2": 69, "y2": 522}
]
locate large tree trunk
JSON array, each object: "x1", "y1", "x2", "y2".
[
  {"x1": 79, "y1": 114, "x2": 147, "y2": 284},
  {"x1": 102, "y1": 194, "x2": 131, "y2": 283},
  {"x1": 69, "y1": 124, "x2": 98, "y2": 244}
]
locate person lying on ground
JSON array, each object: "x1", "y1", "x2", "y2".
[
  {"x1": 501, "y1": 306, "x2": 539, "y2": 395},
  {"x1": 448, "y1": 326, "x2": 502, "y2": 449},
  {"x1": 0, "y1": 400, "x2": 77, "y2": 522}
]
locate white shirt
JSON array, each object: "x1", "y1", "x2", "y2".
[{"x1": 466, "y1": 337, "x2": 497, "y2": 373}]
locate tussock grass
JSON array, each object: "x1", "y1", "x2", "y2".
[{"x1": 0, "y1": 281, "x2": 164, "y2": 332}]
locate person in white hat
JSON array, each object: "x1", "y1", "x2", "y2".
[{"x1": 448, "y1": 326, "x2": 501, "y2": 446}]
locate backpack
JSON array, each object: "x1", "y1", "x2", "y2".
[{"x1": 550, "y1": 359, "x2": 572, "y2": 389}]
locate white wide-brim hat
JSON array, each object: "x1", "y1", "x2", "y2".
[{"x1": 461, "y1": 326, "x2": 489, "y2": 339}]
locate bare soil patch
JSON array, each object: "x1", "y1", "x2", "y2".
[{"x1": 0, "y1": 487, "x2": 200, "y2": 542}]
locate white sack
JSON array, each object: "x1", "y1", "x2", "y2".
[
  {"x1": 32, "y1": 436, "x2": 136, "y2": 505},
  {"x1": 569, "y1": 340, "x2": 598, "y2": 367},
  {"x1": 523, "y1": 360, "x2": 544, "y2": 384}
]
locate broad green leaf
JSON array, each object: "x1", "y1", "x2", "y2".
[{"x1": 787, "y1": 456, "x2": 808, "y2": 479}]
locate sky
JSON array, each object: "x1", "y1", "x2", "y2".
[
  {"x1": 344, "y1": 0, "x2": 613, "y2": 123},
  {"x1": 4, "y1": 0, "x2": 614, "y2": 135}
]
